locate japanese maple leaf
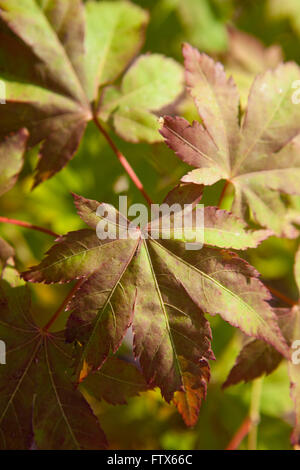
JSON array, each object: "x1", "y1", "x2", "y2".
[
  {"x1": 0, "y1": 266, "x2": 109, "y2": 449},
  {"x1": 0, "y1": 263, "x2": 148, "y2": 449},
  {"x1": 0, "y1": 0, "x2": 145, "y2": 185},
  {"x1": 223, "y1": 246, "x2": 300, "y2": 447},
  {"x1": 161, "y1": 43, "x2": 300, "y2": 236},
  {"x1": 0, "y1": 0, "x2": 182, "y2": 186},
  {"x1": 22, "y1": 193, "x2": 289, "y2": 427}
]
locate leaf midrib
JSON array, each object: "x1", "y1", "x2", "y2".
[
  {"x1": 143, "y1": 240, "x2": 183, "y2": 386},
  {"x1": 232, "y1": 80, "x2": 292, "y2": 175},
  {"x1": 38, "y1": 2, "x2": 88, "y2": 106},
  {"x1": 149, "y1": 238, "x2": 275, "y2": 338},
  {"x1": 163, "y1": 120, "x2": 217, "y2": 165},
  {"x1": 193, "y1": 56, "x2": 232, "y2": 172},
  {"x1": 0, "y1": 336, "x2": 41, "y2": 425},
  {"x1": 32, "y1": 237, "x2": 131, "y2": 275},
  {"x1": 75, "y1": 239, "x2": 140, "y2": 379},
  {"x1": 44, "y1": 340, "x2": 80, "y2": 449}
]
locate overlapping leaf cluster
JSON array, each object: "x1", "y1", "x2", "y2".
[
  {"x1": 0, "y1": 0, "x2": 299, "y2": 451},
  {"x1": 160, "y1": 41, "x2": 300, "y2": 445},
  {"x1": 0, "y1": 246, "x2": 149, "y2": 449},
  {"x1": 223, "y1": 248, "x2": 300, "y2": 446},
  {"x1": 0, "y1": 0, "x2": 183, "y2": 186},
  {"x1": 21, "y1": 192, "x2": 289, "y2": 432}
]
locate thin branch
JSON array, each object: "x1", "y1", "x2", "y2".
[
  {"x1": 0, "y1": 216, "x2": 59, "y2": 238},
  {"x1": 44, "y1": 278, "x2": 85, "y2": 332},
  {"x1": 226, "y1": 378, "x2": 264, "y2": 450},
  {"x1": 265, "y1": 284, "x2": 297, "y2": 307},
  {"x1": 218, "y1": 180, "x2": 231, "y2": 208},
  {"x1": 248, "y1": 377, "x2": 263, "y2": 450},
  {"x1": 226, "y1": 416, "x2": 252, "y2": 450},
  {"x1": 93, "y1": 116, "x2": 153, "y2": 206}
]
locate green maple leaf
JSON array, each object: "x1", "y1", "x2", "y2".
[
  {"x1": 0, "y1": 0, "x2": 183, "y2": 186},
  {"x1": 161, "y1": 43, "x2": 300, "y2": 236},
  {"x1": 99, "y1": 54, "x2": 183, "y2": 144},
  {"x1": 175, "y1": 0, "x2": 228, "y2": 53},
  {"x1": 22, "y1": 193, "x2": 289, "y2": 425}
]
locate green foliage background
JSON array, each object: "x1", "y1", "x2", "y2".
[{"x1": 1, "y1": 0, "x2": 300, "y2": 449}]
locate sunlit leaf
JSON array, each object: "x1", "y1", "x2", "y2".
[
  {"x1": 161, "y1": 43, "x2": 300, "y2": 235},
  {"x1": 22, "y1": 194, "x2": 289, "y2": 407},
  {"x1": 0, "y1": 0, "x2": 181, "y2": 183},
  {"x1": 99, "y1": 54, "x2": 183, "y2": 143}
]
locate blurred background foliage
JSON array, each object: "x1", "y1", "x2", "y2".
[{"x1": 1, "y1": 0, "x2": 300, "y2": 450}]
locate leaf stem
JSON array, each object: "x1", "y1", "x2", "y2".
[
  {"x1": 93, "y1": 116, "x2": 153, "y2": 206},
  {"x1": 226, "y1": 416, "x2": 252, "y2": 450},
  {"x1": 0, "y1": 216, "x2": 59, "y2": 238},
  {"x1": 43, "y1": 278, "x2": 86, "y2": 332},
  {"x1": 265, "y1": 284, "x2": 297, "y2": 307},
  {"x1": 226, "y1": 379, "x2": 264, "y2": 450},
  {"x1": 248, "y1": 377, "x2": 263, "y2": 450},
  {"x1": 218, "y1": 180, "x2": 230, "y2": 208}
]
